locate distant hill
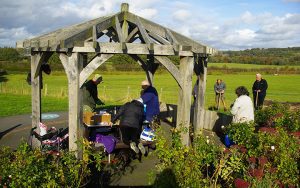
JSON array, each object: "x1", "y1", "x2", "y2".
[{"x1": 210, "y1": 47, "x2": 300, "y2": 65}]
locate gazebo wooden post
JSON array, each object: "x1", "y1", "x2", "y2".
[
  {"x1": 30, "y1": 53, "x2": 43, "y2": 147},
  {"x1": 176, "y1": 55, "x2": 194, "y2": 146},
  {"x1": 193, "y1": 56, "x2": 208, "y2": 133},
  {"x1": 59, "y1": 52, "x2": 85, "y2": 158}
]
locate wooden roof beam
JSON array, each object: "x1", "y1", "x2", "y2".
[
  {"x1": 148, "y1": 31, "x2": 170, "y2": 45},
  {"x1": 113, "y1": 16, "x2": 124, "y2": 42},
  {"x1": 154, "y1": 56, "x2": 182, "y2": 88},
  {"x1": 30, "y1": 42, "x2": 194, "y2": 56},
  {"x1": 79, "y1": 54, "x2": 113, "y2": 87},
  {"x1": 125, "y1": 27, "x2": 139, "y2": 42},
  {"x1": 136, "y1": 17, "x2": 152, "y2": 44},
  {"x1": 165, "y1": 29, "x2": 178, "y2": 45}
]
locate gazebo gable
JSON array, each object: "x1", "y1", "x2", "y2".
[{"x1": 17, "y1": 4, "x2": 216, "y2": 55}]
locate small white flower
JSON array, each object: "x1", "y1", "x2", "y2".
[
  {"x1": 221, "y1": 126, "x2": 225, "y2": 129},
  {"x1": 9, "y1": 175, "x2": 12, "y2": 178},
  {"x1": 206, "y1": 139, "x2": 210, "y2": 144},
  {"x1": 206, "y1": 136, "x2": 209, "y2": 139},
  {"x1": 271, "y1": 146, "x2": 275, "y2": 150}
]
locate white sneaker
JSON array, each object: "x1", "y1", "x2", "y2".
[
  {"x1": 138, "y1": 143, "x2": 146, "y2": 155},
  {"x1": 130, "y1": 142, "x2": 139, "y2": 153}
]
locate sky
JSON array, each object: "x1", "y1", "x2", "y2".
[{"x1": 0, "y1": 0, "x2": 299, "y2": 50}]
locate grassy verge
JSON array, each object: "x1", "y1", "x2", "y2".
[{"x1": 0, "y1": 93, "x2": 68, "y2": 117}]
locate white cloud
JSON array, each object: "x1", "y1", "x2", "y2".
[
  {"x1": 172, "y1": 9, "x2": 191, "y2": 22},
  {"x1": 133, "y1": 8, "x2": 158, "y2": 19},
  {"x1": 123, "y1": 0, "x2": 162, "y2": 19},
  {"x1": 181, "y1": 11, "x2": 300, "y2": 50},
  {"x1": 0, "y1": 27, "x2": 34, "y2": 47}
]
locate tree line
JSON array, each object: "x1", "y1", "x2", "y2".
[{"x1": 209, "y1": 47, "x2": 300, "y2": 65}]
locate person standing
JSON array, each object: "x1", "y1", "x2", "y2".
[
  {"x1": 82, "y1": 74, "x2": 105, "y2": 112},
  {"x1": 252, "y1": 73, "x2": 268, "y2": 110},
  {"x1": 231, "y1": 86, "x2": 254, "y2": 123},
  {"x1": 110, "y1": 98, "x2": 145, "y2": 155},
  {"x1": 214, "y1": 79, "x2": 227, "y2": 110},
  {"x1": 140, "y1": 80, "x2": 160, "y2": 123}
]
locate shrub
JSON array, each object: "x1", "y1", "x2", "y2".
[
  {"x1": 154, "y1": 127, "x2": 221, "y2": 187},
  {"x1": 255, "y1": 103, "x2": 300, "y2": 132},
  {"x1": 0, "y1": 140, "x2": 104, "y2": 187}
]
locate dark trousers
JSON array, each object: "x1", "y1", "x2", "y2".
[
  {"x1": 253, "y1": 93, "x2": 266, "y2": 110},
  {"x1": 120, "y1": 126, "x2": 141, "y2": 145}
]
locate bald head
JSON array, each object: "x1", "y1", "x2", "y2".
[
  {"x1": 256, "y1": 73, "x2": 262, "y2": 81},
  {"x1": 141, "y1": 80, "x2": 150, "y2": 90}
]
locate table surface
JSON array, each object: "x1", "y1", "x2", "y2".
[{"x1": 83, "y1": 123, "x2": 118, "y2": 128}]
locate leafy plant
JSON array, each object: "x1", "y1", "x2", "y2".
[
  {"x1": 154, "y1": 127, "x2": 221, "y2": 187},
  {"x1": 0, "y1": 139, "x2": 104, "y2": 187}
]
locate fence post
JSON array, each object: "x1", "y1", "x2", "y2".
[
  {"x1": 103, "y1": 85, "x2": 106, "y2": 99},
  {"x1": 160, "y1": 88, "x2": 163, "y2": 101},
  {"x1": 127, "y1": 86, "x2": 130, "y2": 101},
  {"x1": 60, "y1": 87, "x2": 64, "y2": 98},
  {"x1": 44, "y1": 84, "x2": 48, "y2": 96}
]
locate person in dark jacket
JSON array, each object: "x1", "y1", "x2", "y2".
[
  {"x1": 140, "y1": 80, "x2": 160, "y2": 123},
  {"x1": 252, "y1": 73, "x2": 268, "y2": 110},
  {"x1": 82, "y1": 74, "x2": 105, "y2": 112},
  {"x1": 110, "y1": 98, "x2": 146, "y2": 154}
]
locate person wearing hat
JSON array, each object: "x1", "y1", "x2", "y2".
[
  {"x1": 140, "y1": 80, "x2": 160, "y2": 123},
  {"x1": 110, "y1": 98, "x2": 146, "y2": 155},
  {"x1": 82, "y1": 74, "x2": 105, "y2": 112}
]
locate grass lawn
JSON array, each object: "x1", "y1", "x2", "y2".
[{"x1": 0, "y1": 72, "x2": 300, "y2": 117}]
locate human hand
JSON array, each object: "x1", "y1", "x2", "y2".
[{"x1": 108, "y1": 122, "x2": 113, "y2": 126}]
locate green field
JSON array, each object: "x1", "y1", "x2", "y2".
[{"x1": 1, "y1": 72, "x2": 300, "y2": 117}]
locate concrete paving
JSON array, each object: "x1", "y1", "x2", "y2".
[{"x1": 0, "y1": 112, "x2": 68, "y2": 149}]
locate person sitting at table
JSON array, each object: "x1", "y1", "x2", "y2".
[{"x1": 109, "y1": 98, "x2": 146, "y2": 155}]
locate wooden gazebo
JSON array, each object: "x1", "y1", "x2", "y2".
[{"x1": 17, "y1": 3, "x2": 217, "y2": 156}]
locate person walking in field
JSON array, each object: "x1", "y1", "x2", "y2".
[
  {"x1": 214, "y1": 79, "x2": 227, "y2": 111},
  {"x1": 231, "y1": 86, "x2": 254, "y2": 123},
  {"x1": 252, "y1": 73, "x2": 268, "y2": 110},
  {"x1": 82, "y1": 74, "x2": 105, "y2": 112}
]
